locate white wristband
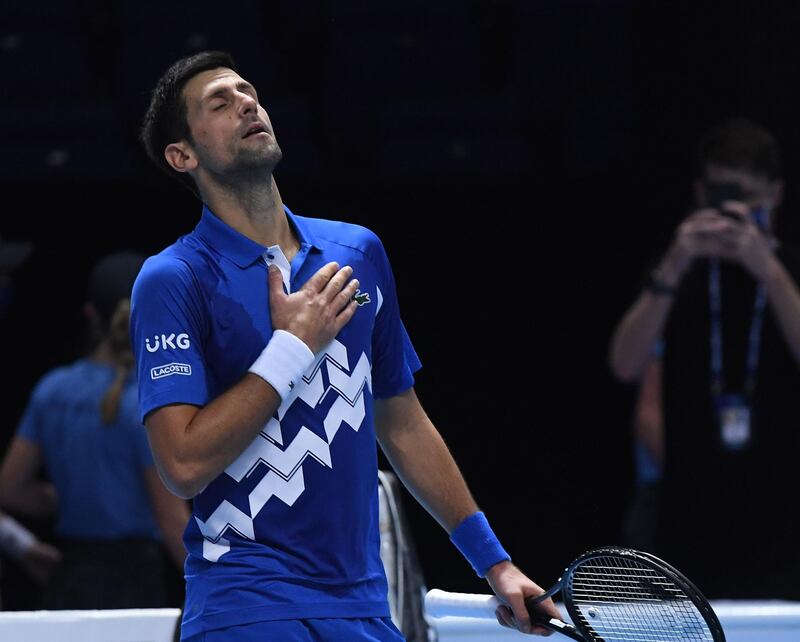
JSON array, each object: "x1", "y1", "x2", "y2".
[
  {"x1": 249, "y1": 330, "x2": 315, "y2": 400},
  {"x1": 0, "y1": 515, "x2": 36, "y2": 559}
]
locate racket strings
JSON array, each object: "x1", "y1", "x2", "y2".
[{"x1": 568, "y1": 555, "x2": 714, "y2": 641}]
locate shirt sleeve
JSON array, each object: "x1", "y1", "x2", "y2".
[
  {"x1": 15, "y1": 377, "x2": 50, "y2": 443},
  {"x1": 130, "y1": 254, "x2": 211, "y2": 422},
  {"x1": 369, "y1": 236, "x2": 422, "y2": 398}
]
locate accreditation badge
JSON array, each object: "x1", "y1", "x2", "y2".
[{"x1": 718, "y1": 394, "x2": 751, "y2": 450}]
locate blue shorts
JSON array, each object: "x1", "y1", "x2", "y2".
[{"x1": 183, "y1": 617, "x2": 404, "y2": 642}]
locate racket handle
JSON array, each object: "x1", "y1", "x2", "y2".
[
  {"x1": 530, "y1": 614, "x2": 586, "y2": 641},
  {"x1": 526, "y1": 595, "x2": 586, "y2": 641},
  {"x1": 425, "y1": 589, "x2": 501, "y2": 619},
  {"x1": 425, "y1": 590, "x2": 587, "y2": 641}
]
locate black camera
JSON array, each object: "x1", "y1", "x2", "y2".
[
  {"x1": 703, "y1": 181, "x2": 743, "y2": 210},
  {"x1": 702, "y1": 181, "x2": 747, "y2": 223}
]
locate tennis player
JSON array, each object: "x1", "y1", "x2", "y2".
[{"x1": 132, "y1": 51, "x2": 561, "y2": 641}]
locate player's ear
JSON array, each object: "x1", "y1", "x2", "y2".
[{"x1": 165, "y1": 141, "x2": 198, "y2": 173}]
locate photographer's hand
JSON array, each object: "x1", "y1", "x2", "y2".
[
  {"x1": 712, "y1": 200, "x2": 778, "y2": 281},
  {"x1": 660, "y1": 208, "x2": 740, "y2": 284},
  {"x1": 610, "y1": 204, "x2": 766, "y2": 383}
]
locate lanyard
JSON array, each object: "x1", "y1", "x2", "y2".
[{"x1": 708, "y1": 258, "x2": 767, "y2": 398}]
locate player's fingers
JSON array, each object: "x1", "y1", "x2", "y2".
[
  {"x1": 335, "y1": 278, "x2": 360, "y2": 313},
  {"x1": 528, "y1": 612, "x2": 555, "y2": 636},
  {"x1": 536, "y1": 597, "x2": 564, "y2": 630},
  {"x1": 525, "y1": 591, "x2": 560, "y2": 633},
  {"x1": 505, "y1": 593, "x2": 533, "y2": 634},
  {"x1": 320, "y1": 265, "x2": 353, "y2": 303},
  {"x1": 495, "y1": 605, "x2": 514, "y2": 629},
  {"x1": 301, "y1": 261, "x2": 340, "y2": 294},
  {"x1": 333, "y1": 299, "x2": 359, "y2": 332},
  {"x1": 267, "y1": 264, "x2": 286, "y2": 303}
]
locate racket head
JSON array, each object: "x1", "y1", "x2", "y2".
[{"x1": 560, "y1": 547, "x2": 726, "y2": 642}]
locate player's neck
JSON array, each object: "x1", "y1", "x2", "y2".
[{"x1": 203, "y1": 176, "x2": 297, "y2": 255}]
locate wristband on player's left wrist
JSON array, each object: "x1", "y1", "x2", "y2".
[{"x1": 450, "y1": 511, "x2": 511, "y2": 578}]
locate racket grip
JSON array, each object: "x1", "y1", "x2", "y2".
[
  {"x1": 425, "y1": 589, "x2": 501, "y2": 619},
  {"x1": 530, "y1": 615, "x2": 586, "y2": 641}
]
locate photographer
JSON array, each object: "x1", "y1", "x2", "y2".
[{"x1": 609, "y1": 118, "x2": 800, "y2": 599}]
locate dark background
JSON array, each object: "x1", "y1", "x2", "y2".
[{"x1": 3, "y1": 0, "x2": 800, "y2": 604}]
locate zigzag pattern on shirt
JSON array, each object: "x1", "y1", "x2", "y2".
[
  {"x1": 277, "y1": 338, "x2": 370, "y2": 417},
  {"x1": 225, "y1": 425, "x2": 332, "y2": 483},
  {"x1": 196, "y1": 338, "x2": 372, "y2": 561},
  {"x1": 195, "y1": 499, "x2": 254, "y2": 563}
]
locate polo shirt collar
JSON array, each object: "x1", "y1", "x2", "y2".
[
  {"x1": 285, "y1": 204, "x2": 322, "y2": 252},
  {"x1": 194, "y1": 204, "x2": 321, "y2": 268}
]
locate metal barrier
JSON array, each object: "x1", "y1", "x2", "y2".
[
  {"x1": 2, "y1": 600, "x2": 797, "y2": 640},
  {"x1": 429, "y1": 601, "x2": 800, "y2": 641},
  {"x1": 0, "y1": 608, "x2": 180, "y2": 641}
]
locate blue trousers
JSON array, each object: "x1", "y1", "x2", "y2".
[{"x1": 184, "y1": 617, "x2": 404, "y2": 641}]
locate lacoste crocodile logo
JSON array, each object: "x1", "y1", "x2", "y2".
[{"x1": 353, "y1": 290, "x2": 371, "y2": 306}]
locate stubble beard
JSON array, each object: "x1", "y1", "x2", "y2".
[
  {"x1": 208, "y1": 139, "x2": 283, "y2": 192},
  {"x1": 232, "y1": 139, "x2": 283, "y2": 182}
]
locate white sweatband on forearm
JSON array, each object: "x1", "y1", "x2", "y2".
[
  {"x1": 248, "y1": 330, "x2": 315, "y2": 400},
  {"x1": 0, "y1": 515, "x2": 36, "y2": 559}
]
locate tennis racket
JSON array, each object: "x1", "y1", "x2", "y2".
[{"x1": 425, "y1": 546, "x2": 726, "y2": 641}]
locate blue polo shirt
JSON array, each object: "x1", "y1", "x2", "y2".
[{"x1": 130, "y1": 205, "x2": 421, "y2": 636}]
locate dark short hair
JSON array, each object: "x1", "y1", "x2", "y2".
[
  {"x1": 140, "y1": 51, "x2": 238, "y2": 197},
  {"x1": 89, "y1": 251, "x2": 146, "y2": 324},
  {"x1": 696, "y1": 118, "x2": 782, "y2": 181}
]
